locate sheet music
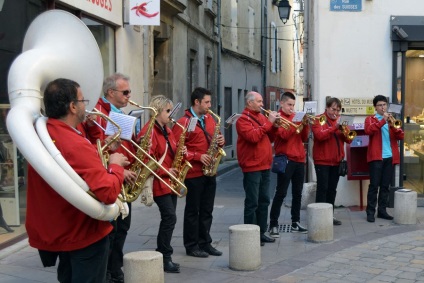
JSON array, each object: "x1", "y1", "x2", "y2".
[
  {"x1": 187, "y1": 117, "x2": 198, "y2": 132},
  {"x1": 292, "y1": 111, "x2": 306, "y2": 123},
  {"x1": 304, "y1": 101, "x2": 317, "y2": 114},
  {"x1": 225, "y1": 113, "x2": 241, "y2": 125},
  {"x1": 388, "y1": 103, "x2": 402, "y2": 114},
  {"x1": 105, "y1": 112, "x2": 137, "y2": 141},
  {"x1": 128, "y1": 109, "x2": 144, "y2": 118},
  {"x1": 339, "y1": 114, "x2": 354, "y2": 126},
  {"x1": 169, "y1": 102, "x2": 182, "y2": 119}
]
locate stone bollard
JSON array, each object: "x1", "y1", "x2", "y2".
[
  {"x1": 124, "y1": 251, "x2": 164, "y2": 283},
  {"x1": 307, "y1": 203, "x2": 333, "y2": 243},
  {"x1": 394, "y1": 190, "x2": 417, "y2": 224},
  {"x1": 229, "y1": 224, "x2": 261, "y2": 271}
]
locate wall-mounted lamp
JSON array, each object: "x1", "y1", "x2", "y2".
[{"x1": 273, "y1": 0, "x2": 292, "y2": 24}]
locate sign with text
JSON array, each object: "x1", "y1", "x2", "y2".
[
  {"x1": 57, "y1": 0, "x2": 122, "y2": 25},
  {"x1": 338, "y1": 97, "x2": 374, "y2": 116},
  {"x1": 330, "y1": 0, "x2": 362, "y2": 12}
]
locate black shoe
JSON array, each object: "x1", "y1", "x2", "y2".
[
  {"x1": 333, "y1": 218, "x2": 342, "y2": 226},
  {"x1": 203, "y1": 246, "x2": 223, "y2": 256},
  {"x1": 163, "y1": 259, "x2": 180, "y2": 273},
  {"x1": 186, "y1": 249, "x2": 209, "y2": 258},
  {"x1": 260, "y1": 234, "x2": 275, "y2": 243},
  {"x1": 109, "y1": 274, "x2": 124, "y2": 283},
  {"x1": 377, "y1": 212, "x2": 394, "y2": 220},
  {"x1": 367, "y1": 214, "x2": 375, "y2": 223},
  {"x1": 260, "y1": 241, "x2": 265, "y2": 246}
]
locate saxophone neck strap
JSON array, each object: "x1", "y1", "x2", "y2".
[
  {"x1": 184, "y1": 114, "x2": 212, "y2": 145},
  {"x1": 155, "y1": 120, "x2": 175, "y2": 158}
]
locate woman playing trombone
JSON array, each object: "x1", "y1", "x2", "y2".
[
  {"x1": 311, "y1": 97, "x2": 352, "y2": 225},
  {"x1": 137, "y1": 95, "x2": 184, "y2": 273}
]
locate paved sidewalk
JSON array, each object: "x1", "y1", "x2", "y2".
[{"x1": 0, "y1": 160, "x2": 424, "y2": 282}]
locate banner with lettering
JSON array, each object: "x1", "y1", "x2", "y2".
[{"x1": 129, "y1": 0, "x2": 160, "y2": 26}]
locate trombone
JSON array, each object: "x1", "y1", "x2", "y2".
[
  {"x1": 339, "y1": 121, "x2": 357, "y2": 141},
  {"x1": 261, "y1": 107, "x2": 303, "y2": 134}
]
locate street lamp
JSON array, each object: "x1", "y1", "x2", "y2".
[{"x1": 273, "y1": 0, "x2": 292, "y2": 24}]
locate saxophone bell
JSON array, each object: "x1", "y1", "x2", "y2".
[{"x1": 202, "y1": 109, "x2": 226, "y2": 176}]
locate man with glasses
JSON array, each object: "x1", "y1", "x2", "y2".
[
  {"x1": 26, "y1": 78, "x2": 129, "y2": 283},
  {"x1": 84, "y1": 73, "x2": 137, "y2": 283},
  {"x1": 311, "y1": 97, "x2": 352, "y2": 226},
  {"x1": 269, "y1": 92, "x2": 309, "y2": 238},
  {"x1": 364, "y1": 95, "x2": 404, "y2": 223}
]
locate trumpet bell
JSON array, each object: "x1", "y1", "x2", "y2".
[{"x1": 347, "y1": 130, "x2": 357, "y2": 140}]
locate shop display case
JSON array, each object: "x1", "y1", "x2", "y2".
[{"x1": 404, "y1": 123, "x2": 424, "y2": 194}]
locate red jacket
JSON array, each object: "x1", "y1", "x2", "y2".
[
  {"x1": 84, "y1": 98, "x2": 136, "y2": 168},
  {"x1": 364, "y1": 115, "x2": 404, "y2": 164},
  {"x1": 236, "y1": 109, "x2": 278, "y2": 173},
  {"x1": 138, "y1": 122, "x2": 178, "y2": 197},
  {"x1": 312, "y1": 112, "x2": 352, "y2": 166},
  {"x1": 173, "y1": 109, "x2": 222, "y2": 178},
  {"x1": 274, "y1": 110, "x2": 309, "y2": 163},
  {"x1": 26, "y1": 119, "x2": 124, "y2": 251}
]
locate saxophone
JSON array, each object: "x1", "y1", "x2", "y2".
[
  {"x1": 121, "y1": 106, "x2": 158, "y2": 203},
  {"x1": 170, "y1": 119, "x2": 192, "y2": 197},
  {"x1": 202, "y1": 109, "x2": 226, "y2": 176}
]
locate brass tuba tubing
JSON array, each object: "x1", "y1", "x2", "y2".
[{"x1": 88, "y1": 109, "x2": 122, "y2": 169}]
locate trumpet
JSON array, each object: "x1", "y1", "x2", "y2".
[
  {"x1": 261, "y1": 107, "x2": 302, "y2": 134},
  {"x1": 304, "y1": 114, "x2": 326, "y2": 126},
  {"x1": 387, "y1": 114, "x2": 402, "y2": 129},
  {"x1": 339, "y1": 121, "x2": 357, "y2": 141}
]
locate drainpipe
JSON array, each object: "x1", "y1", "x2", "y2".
[
  {"x1": 261, "y1": 0, "x2": 267, "y2": 100},
  {"x1": 217, "y1": 0, "x2": 222, "y2": 115}
]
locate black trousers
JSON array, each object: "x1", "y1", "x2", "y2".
[
  {"x1": 270, "y1": 161, "x2": 304, "y2": 227},
  {"x1": 57, "y1": 236, "x2": 109, "y2": 283},
  {"x1": 243, "y1": 170, "x2": 271, "y2": 234},
  {"x1": 153, "y1": 193, "x2": 177, "y2": 259},
  {"x1": 107, "y1": 202, "x2": 131, "y2": 278},
  {"x1": 366, "y1": 158, "x2": 393, "y2": 216},
  {"x1": 183, "y1": 175, "x2": 216, "y2": 252},
  {"x1": 315, "y1": 164, "x2": 340, "y2": 208}
]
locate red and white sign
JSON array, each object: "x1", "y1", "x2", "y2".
[{"x1": 129, "y1": 0, "x2": 160, "y2": 26}]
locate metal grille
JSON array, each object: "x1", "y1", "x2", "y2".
[{"x1": 267, "y1": 224, "x2": 292, "y2": 233}]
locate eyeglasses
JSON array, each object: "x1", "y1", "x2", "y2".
[
  {"x1": 165, "y1": 109, "x2": 171, "y2": 113},
  {"x1": 112, "y1": 89, "x2": 131, "y2": 96},
  {"x1": 376, "y1": 103, "x2": 386, "y2": 107},
  {"x1": 75, "y1": 100, "x2": 89, "y2": 106}
]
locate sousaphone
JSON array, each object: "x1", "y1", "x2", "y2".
[{"x1": 7, "y1": 10, "x2": 120, "y2": 220}]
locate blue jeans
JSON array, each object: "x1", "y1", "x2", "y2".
[
  {"x1": 243, "y1": 170, "x2": 271, "y2": 234},
  {"x1": 269, "y1": 161, "x2": 304, "y2": 227},
  {"x1": 366, "y1": 158, "x2": 393, "y2": 216}
]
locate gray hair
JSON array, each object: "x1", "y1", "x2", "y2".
[
  {"x1": 245, "y1": 91, "x2": 259, "y2": 104},
  {"x1": 102, "y1": 73, "x2": 130, "y2": 96}
]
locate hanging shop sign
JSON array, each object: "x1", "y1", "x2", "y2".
[{"x1": 129, "y1": 0, "x2": 160, "y2": 26}]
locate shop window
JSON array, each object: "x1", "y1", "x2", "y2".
[{"x1": 81, "y1": 16, "x2": 115, "y2": 77}]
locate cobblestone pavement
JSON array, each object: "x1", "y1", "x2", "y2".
[{"x1": 0, "y1": 160, "x2": 423, "y2": 282}]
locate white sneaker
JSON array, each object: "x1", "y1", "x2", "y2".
[
  {"x1": 269, "y1": 226, "x2": 280, "y2": 238},
  {"x1": 291, "y1": 222, "x2": 308, "y2": 233}
]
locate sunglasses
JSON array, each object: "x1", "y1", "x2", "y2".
[
  {"x1": 112, "y1": 89, "x2": 131, "y2": 96},
  {"x1": 166, "y1": 109, "x2": 171, "y2": 113}
]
